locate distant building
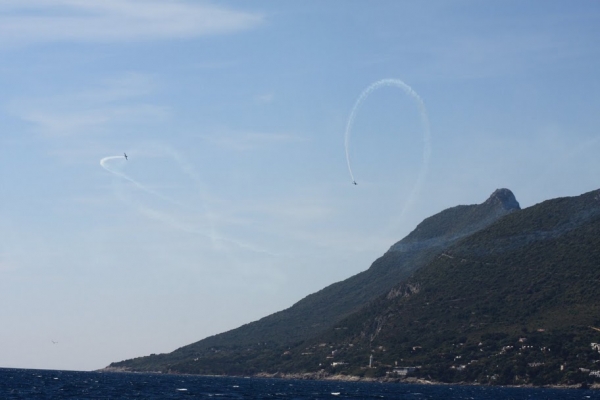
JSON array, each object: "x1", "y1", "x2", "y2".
[
  {"x1": 390, "y1": 367, "x2": 417, "y2": 376},
  {"x1": 528, "y1": 362, "x2": 544, "y2": 367}
]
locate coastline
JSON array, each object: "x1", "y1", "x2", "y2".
[
  {"x1": 253, "y1": 371, "x2": 437, "y2": 385},
  {"x1": 97, "y1": 367, "x2": 600, "y2": 389},
  {"x1": 254, "y1": 372, "x2": 600, "y2": 389}
]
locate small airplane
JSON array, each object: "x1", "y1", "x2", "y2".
[
  {"x1": 352, "y1": 181, "x2": 357, "y2": 185},
  {"x1": 124, "y1": 153, "x2": 128, "y2": 160},
  {"x1": 51, "y1": 340, "x2": 58, "y2": 344}
]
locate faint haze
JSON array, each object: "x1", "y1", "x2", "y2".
[{"x1": 0, "y1": 0, "x2": 599, "y2": 371}]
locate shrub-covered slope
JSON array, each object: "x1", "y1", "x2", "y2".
[
  {"x1": 275, "y1": 188, "x2": 600, "y2": 386},
  {"x1": 107, "y1": 189, "x2": 520, "y2": 372}
]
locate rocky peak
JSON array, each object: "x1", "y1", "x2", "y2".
[
  {"x1": 484, "y1": 188, "x2": 520, "y2": 211},
  {"x1": 389, "y1": 188, "x2": 521, "y2": 253}
]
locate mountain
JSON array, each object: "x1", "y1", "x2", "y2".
[
  {"x1": 106, "y1": 189, "x2": 520, "y2": 373},
  {"x1": 106, "y1": 189, "x2": 600, "y2": 386},
  {"x1": 264, "y1": 188, "x2": 600, "y2": 386}
]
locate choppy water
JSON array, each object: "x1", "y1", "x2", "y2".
[{"x1": 1, "y1": 368, "x2": 599, "y2": 399}]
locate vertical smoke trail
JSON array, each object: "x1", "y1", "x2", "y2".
[{"x1": 344, "y1": 78, "x2": 432, "y2": 222}]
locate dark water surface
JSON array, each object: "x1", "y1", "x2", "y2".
[{"x1": 1, "y1": 368, "x2": 599, "y2": 399}]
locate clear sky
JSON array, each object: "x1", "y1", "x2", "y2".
[{"x1": 1, "y1": 1, "x2": 599, "y2": 371}]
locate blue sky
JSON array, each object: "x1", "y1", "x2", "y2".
[{"x1": 1, "y1": 1, "x2": 599, "y2": 371}]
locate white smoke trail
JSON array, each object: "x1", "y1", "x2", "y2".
[
  {"x1": 140, "y1": 146, "x2": 278, "y2": 255},
  {"x1": 138, "y1": 206, "x2": 281, "y2": 256},
  {"x1": 344, "y1": 78, "x2": 432, "y2": 221},
  {"x1": 100, "y1": 153, "x2": 280, "y2": 257},
  {"x1": 100, "y1": 155, "x2": 180, "y2": 206}
]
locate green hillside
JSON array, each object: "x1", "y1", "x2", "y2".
[
  {"x1": 107, "y1": 189, "x2": 520, "y2": 373},
  {"x1": 272, "y1": 188, "x2": 600, "y2": 386},
  {"x1": 114, "y1": 189, "x2": 600, "y2": 386}
]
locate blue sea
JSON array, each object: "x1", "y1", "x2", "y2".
[{"x1": 1, "y1": 368, "x2": 599, "y2": 399}]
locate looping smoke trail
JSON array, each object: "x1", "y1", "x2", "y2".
[{"x1": 344, "y1": 78, "x2": 432, "y2": 221}]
